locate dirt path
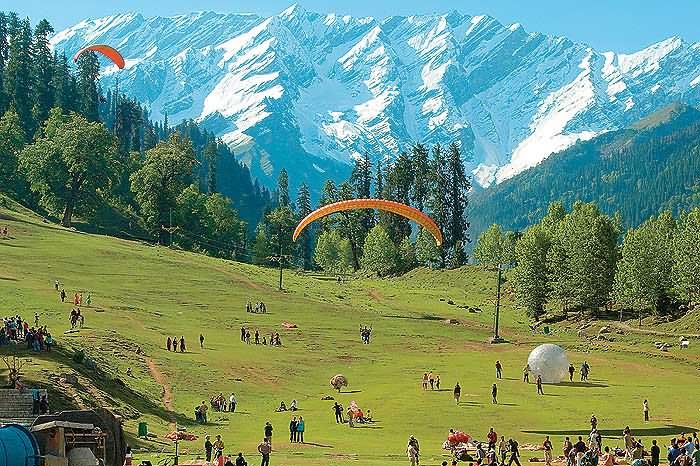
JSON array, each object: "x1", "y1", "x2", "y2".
[{"x1": 147, "y1": 356, "x2": 176, "y2": 428}]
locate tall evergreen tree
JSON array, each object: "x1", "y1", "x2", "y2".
[
  {"x1": 204, "y1": 140, "x2": 217, "y2": 194},
  {"x1": 382, "y1": 151, "x2": 413, "y2": 244},
  {"x1": 411, "y1": 143, "x2": 430, "y2": 211},
  {"x1": 374, "y1": 158, "x2": 384, "y2": 199},
  {"x1": 427, "y1": 143, "x2": 449, "y2": 267},
  {"x1": 0, "y1": 12, "x2": 9, "y2": 114},
  {"x1": 0, "y1": 110, "x2": 27, "y2": 196},
  {"x1": 446, "y1": 142, "x2": 471, "y2": 266},
  {"x1": 296, "y1": 182, "x2": 313, "y2": 270},
  {"x1": 31, "y1": 19, "x2": 54, "y2": 127},
  {"x1": 4, "y1": 16, "x2": 34, "y2": 136},
  {"x1": 52, "y1": 52, "x2": 76, "y2": 114},
  {"x1": 277, "y1": 168, "x2": 290, "y2": 207},
  {"x1": 76, "y1": 50, "x2": 100, "y2": 121}
]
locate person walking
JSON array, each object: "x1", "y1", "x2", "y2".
[
  {"x1": 179, "y1": 336, "x2": 186, "y2": 352},
  {"x1": 454, "y1": 382, "x2": 461, "y2": 404},
  {"x1": 422, "y1": 373, "x2": 428, "y2": 390},
  {"x1": 204, "y1": 435, "x2": 213, "y2": 463},
  {"x1": 492, "y1": 383, "x2": 498, "y2": 404},
  {"x1": 543, "y1": 436, "x2": 553, "y2": 466},
  {"x1": 429, "y1": 372, "x2": 435, "y2": 389},
  {"x1": 213, "y1": 435, "x2": 225, "y2": 462},
  {"x1": 167, "y1": 337, "x2": 172, "y2": 352},
  {"x1": 536, "y1": 375, "x2": 544, "y2": 395},
  {"x1": 569, "y1": 364, "x2": 575, "y2": 382},
  {"x1": 563, "y1": 437, "x2": 573, "y2": 466},
  {"x1": 496, "y1": 361, "x2": 503, "y2": 379},
  {"x1": 257, "y1": 438, "x2": 271, "y2": 466},
  {"x1": 200, "y1": 334, "x2": 205, "y2": 349},
  {"x1": 507, "y1": 438, "x2": 521, "y2": 466},
  {"x1": 436, "y1": 375, "x2": 440, "y2": 390},
  {"x1": 523, "y1": 364, "x2": 530, "y2": 383},
  {"x1": 289, "y1": 417, "x2": 298, "y2": 443},
  {"x1": 263, "y1": 421, "x2": 273, "y2": 446},
  {"x1": 229, "y1": 393, "x2": 237, "y2": 413},
  {"x1": 487, "y1": 428, "x2": 498, "y2": 450},
  {"x1": 499, "y1": 436, "x2": 508, "y2": 466},
  {"x1": 644, "y1": 399, "x2": 649, "y2": 422},
  {"x1": 408, "y1": 436, "x2": 420, "y2": 466},
  {"x1": 333, "y1": 402, "x2": 343, "y2": 423},
  {"x1": 199, "y1": 401, "x2": 208, "y2": 424},
  {"x1": 296, "y1": 416, "x2": 305, "y2": 443},
  {"x1": 650, "y1": 440, "x2": 660, "y2": 466}
]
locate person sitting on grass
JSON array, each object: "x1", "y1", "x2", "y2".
[
  {"x1": 290, "y1": 399, "x2": 298, "y2": 411},
  {"x1": 235, "y1": 453, "x2": 247, "y2": 466},
  {"x1": 276, "y1": 401, "x2": 287, "y2": 412}
]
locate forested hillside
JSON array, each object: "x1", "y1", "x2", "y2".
[{"x1": 470, "y1": 103, "x2": 700, "y2": 236}]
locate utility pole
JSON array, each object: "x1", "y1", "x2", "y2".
[
  {"x1": 169, "y1": 208, "x2": 173, "y2": 246},
  {"x1": 278, "y1": 227, "x2": 284, "y2": 291},
  {"x1": 493, "y1": 265, "x2": 502, "y2": 341}
]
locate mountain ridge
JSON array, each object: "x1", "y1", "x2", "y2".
[{"x1": 50, "y1": 5, "x2": 700, "y2": 194}]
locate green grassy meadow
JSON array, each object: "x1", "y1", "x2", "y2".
[{"x1": 0, "y1": 196, "x2": 698, "y2": 466}]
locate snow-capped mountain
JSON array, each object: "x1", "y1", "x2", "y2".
[{"x1": 51, "y1": 5, "x2": 700, "y2": 192}]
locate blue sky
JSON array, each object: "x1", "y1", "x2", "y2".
[{"x1": 4, "y1": 0, "x2": 699, "y2": 52}]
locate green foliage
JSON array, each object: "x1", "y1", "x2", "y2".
[
  {"x1": 277, "y1": 168, "x2": 290, "y2": 207},
  {"x1": 446, "y1": 142, "x2": 471, "y2": 266},
  {"x1": 252, "y1": 222, "x2": 272, "y2": 265},
  {"x1": 513, "y1": 225, "x2": 551, "y2": 318},
  {"x1": 19, "y1": 109, "x2": 117, "y2": 226},
  {"x1": 672, "y1": 208, "x2": 700, "y2": 302},
  {"x1": 473, "y1": 224, "x2": 516, "y2": 268},
  {"x1": 75, "y1": 51, "x2": 99, "y2": 121},
  {"x1": 314, "y1": 229, "x2": 351, "y2": 275},
  {"x1": 265, "y1": 205, "x2": 297, "y2": 260},
  {"x1": 0, "y1": 110, "x2": 26, "y2": 195},
  {"x1": 415, "y1": 228, "x2": 441, "y2": 268},
  {"x1": 398, "y1": 236, "x2": 416, "y2": 272},
  {"x1": 296, "y1": 183, "x2": 313, "y2": 270},
  {"x1": 361, "y1": 224, "x2": 398, "y2": 277},
  {"x1": 614, "y1": 212, "x2": 675, "y2": 314},
  {"x1": 130, "y1": 134, "x2": 197, "y2": 242}
]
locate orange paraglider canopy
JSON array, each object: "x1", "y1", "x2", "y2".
[
  {"x1": 293, "y1": 199, "x2": 443, "y2": 246},
  {"x1": 73, "y1": 44, "x2": 125, "y2": 69}
]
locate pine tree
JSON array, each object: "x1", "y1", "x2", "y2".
[
  {"x1": 277, "y1": 168, "x2": 290, "y2": 207},
  {"x1": 31, "y1": 19, "x2": 54, "y2": 127},
  {"x1": 375, "y1": 158, "x2": 384, "y2": 199},
  {"x1": 296, "y1": 182, "x2": 313, "y2": 270},
  {"x1": 382, "y1": 151, "x2": 413, "y2": 244},
  {"x1": 0, "y1": 12, "x2": 9, "y2": 114},
  {"x1": 0, "y1": 110, "x2": 27, "y2": 196},
  {"x1": 52, "y1": 53, "x2": 76, "y2": 114},
  {"x1": 427, "y1": 143, "x2": 449, "y2": 267},
  {"x1": 252, "y1": 222, "x2": 272, "y2": 265},
  {"x1": 4, "y1": 16, "x2": 34, "y2": 136},
  {"x1": 672, "y1": 208, "x2": 700, "y2": 303},
  {"x1": 204, "y1": 140, "x2": 217, "y2": 194},
  {"x1": 411, "y1": 143, "x2": 430, "y2": 211},
  {"x1": 76, "y1": 50, "x2": 100, "y2": 121},
  {"x1": 317, "y1": 179, "x2": 339, "y2": 233},
  {"x1": 446, "y1": 142, "x2": 471, "y2": 266}
]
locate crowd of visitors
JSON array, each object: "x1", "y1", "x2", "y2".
[
  {"x1": 166, "y1": 336, "x2": 186, "y2": 352},
  {"x1": 421, "y1": 371, "x2": 440, "y2": 390},
  {"x1": 246, "y1": 301, "x2": 267, "y2": 314},
  {"x1": 240, "y1": 327, "x2": 282, "y2": 347},
  {"x1": 1, "y1": 314, "x2": 54, "y2": 352}
]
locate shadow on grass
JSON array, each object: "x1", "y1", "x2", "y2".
[
  {"x1": 383, "y1": 314, "x2": 444, "y2": 321},
  {"x1": 303, "y1": 442, "x2": 334, "y2": 448},
  {"x1": 0, "y1": 241, "x2": 24, "y2": 248},
  {"x1": 341, "y1": 390, "x2": 362, "y2": 394},
  {"x1": 556, "y1": 381, "x2": 609, "y2": 388},
  {"x1": 523, "y1": 425, "x2": 698, "y2": 437},
  {"x1": 0, "y1": 276, "x2": 18, "y2": 281}
]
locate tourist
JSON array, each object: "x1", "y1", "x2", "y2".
[
  {"x1": 347, "y1": 406, "x2": 354, "y2": 427},
  {"x1": 199, "y1": 401, "x2": 208, "y2": 423},
  {"x1": 507, "y1": 438, "x2": 521, "y2": 466},
  {"x1": 487, "y1": 428, "x2": 498, "y2": 450},
  {"x1": 499, "y1": 436, "x2": 508, "y2": 466},
  {"x1": 60, "y1": 289, "x2": 66, "y2": 302},
  {"x1": 569, "y1": 364, "x2": 575, "y2": 382},
  {"x1": 333, "y1": 402, "x2": 343, "y2": 423},
  {"x1": 675, "y1": 447, "x2": 691, "y2": 466},
  {"x1": 290, "y1": 399, "x2": 298, "y2": 411},
  {"x1": 436, "y1": 375, "x2": 440, "y2": 390},
  {"x1": 692, "y1": 444, "x2": 700, "y2": 466},
  {"x1": 229, "y1": 393, "x2": 236, "y2": 413},
  {"x1": 669, "y1": 440, "x2": 682, "y2": 466},
  {"x1": 422, "y1": 373, "x2": 428, "y2": 390},
  {"x1": 492, "y1": 383, "x2": 498, "y2": 404},
  {"x1": 255, "y1": 330, "x2": 260, "y2": 345},
  {"x1": 601, "y1": 446, "x2": 615, "y2": 466},
  {"x1": 39, "y1": 395, "x2": 48, "y2": 414},
  {"x1": 172, "y1": 336, "x2": 178, "y2": 352},
  {"x1": 536, "y1": 375, "x2": 544, "y2": 395},
  {"x1": 200, "y1": 334, "x2": 205, "y2": 349},
  {"x1": 523, "y1": 364, "x2": 530, "y2": 383},
  {"x1": 54, "y1": 280, "x2": 59, "y2": 291},
  {"x1": 644, "y1": 399, "x2": 650, "y2": 422},
  {"x1": 240, "y1": 327, "x2": 246, "y2": 342},
  {"x1": 276, "y1": 401, "x2": 287, "y2": 412},
  {"x1": 213, "y1": 435, "x2": 225, "y2": 460},
  {"x1": 223, "y1": 455, "x2": 234, "y2": 466},
  {"x1": 123, "y1": 446, "x2": 133, "y2": 466},
  {"x1": 650, "y1": 440, "x2": 660, "y2": 466},
  {"x1": 264, "y1": 422, "x2": 273, "y2": 447},
  {"x1": 205, "y1": 435, "x2": 213, "y2": 463},
  {"x1": 408, "y1": 436, "x2": 420, "y2": 465},
  {"x1": 543, "y1": 436, "x2": 553, "y2": 466},
  {"x1": 495, "y1": 360, "x2": 503, "y2": 379},
  {"x1": 167, "y1": 337, "x2": 172, "y2": 352},
  {"x1": 563, "y1": 437, "x2": 573, "y2": 466},
  {"x1": 454, "y1": 382, "x2": 461, "y2": 404},
  {"x1": 289, "y1": 416, "x2": 298, "y2": 442},
  {"x1": 235, "y1": 452, "x2": 247, "y2": 466},
  {"x1": 590, "y1": 414, "x2": 597, "y2": 430},
  {"x1": 179, "y1": 336, "x2": 186, "y2": 352},
  {"x1": 86, "y1": 293, "x2": 91, "y2": 307},
  {"x1": 407, "y1": 442, "x2": 419, "y2": 466},
  {"x1": 296, "y1": 416, "x2": 305, "y2": 443},
  {"x1": 624, "y1": 428, "x2": 635, "y2": 461},
  {"x1": 429, "y1": 371, "x2": 435, "y2": 389},
  {"x1": 574, "y1": 436, "x2": 587, "y2": 454},
  {"x1": 258, "y1": 438, "x2": 271, "y2": 466},
  {"x1": 476, "y1": 443, "x2": 486, "y2": 465}
]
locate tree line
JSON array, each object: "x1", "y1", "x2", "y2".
[
  {"x1": 474, "y1": 201, "x2": 700, "y2": 319},
  {"x1": 0, "y1": 11, "x2": 270, "y2": 260},
  {"x1": 252, "y1": 143, "x2": 472, "y2": 275}
]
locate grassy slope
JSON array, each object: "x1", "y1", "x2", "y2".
[{"x1": 1, "y1": 197, "x2": 698, "y2": 466}]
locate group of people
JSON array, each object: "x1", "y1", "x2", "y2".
[
  {"x1": 0, "y1": 225, "x2": 9, "y2": 238},
  {"x1": 275, "y1": 399, "x2": 298, "y2": 412},
  {"x1": 56, "y1": 281, "x2": 91, "y2": 307},
  {"x1": 0, "y1": 314, "x2": 54, "y2": 352},
  {"x1": 69, "y1": 308, "x2": 85, "y2": 329},
  {"x1": 360, "y1": 325, "x2": 372, "y2": 344},
  {"x1": 240, "y1": 327, "x2": 282, "y2": 347},
  {"x1": 204, "y1": 434, "x2": 249, "y2": 466},
  {"x1": 288, "y1": 416, "x2": 306, "y2": 443},
  {"x1": 211, "y1": 393, "x2": 237, "y2": 413},
  {"x1": 421, "y1": 371, "x2": 441, "y2": 390},
  {"x1": 166, "y1": 336, "x2": 186, "y2": 352},
  {"x1": 246, "y1": 301, "x2": 267, "y2": 314}
]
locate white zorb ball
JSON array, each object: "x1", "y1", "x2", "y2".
[{"x1": 527, "y1": 344, "x2": 570, "y2": 384}]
